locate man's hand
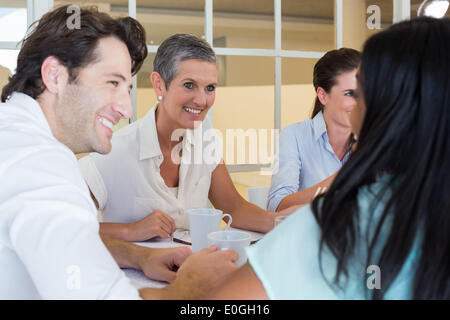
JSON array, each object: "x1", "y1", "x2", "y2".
[
  {"x1": 139, "y1": 245, "x2": 239, "y2": 299},
  {"x1": 128, "y1": 210, "x2": 176, "y2": 241},
  {"x1": 100, "y1": 234, "x2": 190, "y2": 282},
  {"x1": 137, "y1": 246, "x2": 192, "y2": 282}
]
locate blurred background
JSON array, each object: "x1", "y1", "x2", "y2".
[{"x1": 1, "y1": 0, "x2": 447, "y2": 198}]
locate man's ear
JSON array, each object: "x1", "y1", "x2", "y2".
[
  {"x1": 41, "y1": 56, "x2": 68, "y2": 95},
  {"x1": 316, "y1": 87, "x2": 328, "y2": 106},
  {"x1": 150, "y1": 71, "x2": 167, "y2": 98}
]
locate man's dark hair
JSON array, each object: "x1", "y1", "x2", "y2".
[{"x1": 1, "y1": 5, "x2": 147, "y2": 102}]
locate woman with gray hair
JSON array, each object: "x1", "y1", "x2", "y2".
[{"x1": 79, "y1": 34, "x2": 298, "y2": 243}]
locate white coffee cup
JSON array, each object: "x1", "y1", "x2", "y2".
[
  {"x1": 187, "y1": 208, "x2": 232, "y2": 252},
  {"x1": 207, "y1": 230, "x2": 251, "y2": 267}
]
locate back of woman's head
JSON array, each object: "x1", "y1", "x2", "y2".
[
  {"x1": 359, "y1": 17, "x2": 449, "y2": 167},
  {"x1": 312, "y1": 17, "x2": 450, "y2": 299},
  {"x1": 311, "y1": 48, "x2": 361, "y2": 118}
]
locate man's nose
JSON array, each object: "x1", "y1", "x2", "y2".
[{"x1": 113, "y1": 90, "x2": 133, "y2": 120}]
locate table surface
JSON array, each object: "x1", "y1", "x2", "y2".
[{"x1": 123, "y1": 227, "x2": 265, "y2": 289}]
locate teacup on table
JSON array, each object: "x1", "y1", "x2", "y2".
[
  {"x1": 207, "y1": 230, "x2": 251, "y2": 267},
  {"x1": 187, "y1": 208, "x2": 232, "y2": 252}
]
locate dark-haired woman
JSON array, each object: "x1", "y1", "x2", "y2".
[
  {"x1": 268, "y1": 48, "x2": 361, "y2": 212},
  {"x1": 208, "y1": 17, "x2": 450, "y2": 299}
]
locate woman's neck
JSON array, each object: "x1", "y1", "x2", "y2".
[
  {"x1": 322, "y1": 111, "x2": 352, "y2": 161},
  {"x1": 155, "y1": 104, "x2": 183, "y2": 152}
]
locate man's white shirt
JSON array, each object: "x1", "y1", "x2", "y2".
[{"x1": 0, "y1": 92, "x2": 140, "y2": 299}]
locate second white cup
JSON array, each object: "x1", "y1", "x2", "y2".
[
  {"x1": 207, "y1": 230, "x2": 251, "y2": 267},
  {"x1": 187, "y1": 208, "x2": 232, "y2": 252}
]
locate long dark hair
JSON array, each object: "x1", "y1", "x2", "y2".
[
  {"x1": 311, "y1": 17, "x2": 450, "y2": 299},
  {"x1": 1, "y1": 5, "x2": 147, "y2": 102},
  {"x1": 311, "y1": 48, "x2": 361, "y2": 118}
]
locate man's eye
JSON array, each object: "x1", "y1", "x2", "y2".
[
  {"x1": 206, "y1": 85, "x2": 216, "y2": 92},
  {"x1": 109, "y1": 81, "x2": 119, "y2": 87},
  {"x1": 184, "y1": 82, "x2": 193, "y2": 89}
]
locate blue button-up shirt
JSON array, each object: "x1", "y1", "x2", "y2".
[{"x1": 267, "y1": 111, "x2": 351, "y2": 211}]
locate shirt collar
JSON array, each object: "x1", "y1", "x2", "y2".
[
  {"x1": 138, "y1": 105, "x2": 199, "y2": 161},
  {"x1": 139, "y1": 105, "x2": 162, "y2": 160},
  {"x1": 312, "y1": 111, "x2": 327, "y2": 141},
  {"x1": 8, "y1": 92, "x2": 53, "y2": 135}
]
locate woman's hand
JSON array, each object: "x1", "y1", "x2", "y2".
[{"x1": 128, "y1": 210, "x2": 176, "y2": 241}]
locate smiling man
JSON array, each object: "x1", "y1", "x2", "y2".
[
  {"x1": 40, "y1": 36, "x2": 133, "y2": 155},
  {"x1": 0, "y1": 5, "x2": 237, "y2": 299}
]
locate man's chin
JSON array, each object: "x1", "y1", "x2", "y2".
[
  {"x1": 89, "y1": 139, "x2": 112, "y2": 155},
  {"x1": 96, "y1": 145, "x2": 112, "y2": 155}
]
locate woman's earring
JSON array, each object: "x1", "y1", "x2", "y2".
[{"x1": 157, "y1": 95, "x2": 163, "y2": 101}]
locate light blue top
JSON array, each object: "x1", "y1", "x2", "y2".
[
  {"x1": 267, "y1": 111, "x2": 351, "y2": 211},
  {"x1": 247, "y1": 176, "x2": 419, "y2": 299}
]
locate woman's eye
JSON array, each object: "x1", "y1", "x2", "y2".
[
  {"x1": 109, "y1": 81, "x2": 119, "y2": 87},
  {"x1": 345, "y1": 91, "x2": 354, "y2": 97},
  {"x1": 184, "y1": 82, "x2": 193, "y2": 89},
  {"x1": 206, "y1": 85, "x2": 215, "y2": 92}
]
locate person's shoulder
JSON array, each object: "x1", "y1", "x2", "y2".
[
  {"x1": 358, "y1": 174, "x2": 392, "y2": 199},
  {"x1": 0, "y1": 113, "x2": 71, "y2": 158},
  {"x1": 282, "y1": 119, "x2": 313, "y2": 135},
  {"x1": 246, "y1": 204, "x2": 328, "y2": 298},
  {"x1": 357, "y1": 174, "x2": 393, "y2": 216},
  {"x1": 1, "y1": 129, "x2": 82, "y2": 189},
  {"x1": 0, "y1": 103, "x2": 43, "y2": 135},
  {"x1": 280, "y1": 120, "x2": 314, "y2": 147}
]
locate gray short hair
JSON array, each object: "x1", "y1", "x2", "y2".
[{"x1": 153, "y1": 34, "x2": 217, "y2": 89}]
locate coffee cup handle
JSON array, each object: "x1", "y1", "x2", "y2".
[{"x1": 222, "y1": 213, "x2": 232, "y2": 230}]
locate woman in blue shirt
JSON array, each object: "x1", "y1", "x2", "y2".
[
  {"x1": 268, "y1": 48, "x2": 361, "y2": 212},
  {"x1": 207, "y1": 17, "x2": 450, "y2": 300}
]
